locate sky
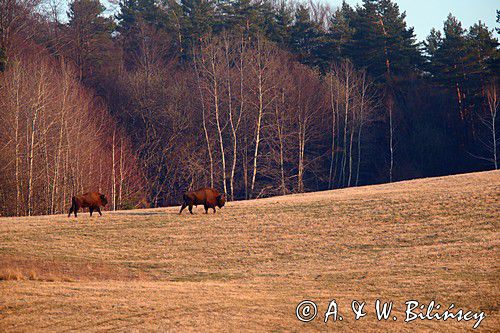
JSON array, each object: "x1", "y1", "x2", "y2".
[{"x1": 339, "y1": 0, "x2": 499, "y2": 41}]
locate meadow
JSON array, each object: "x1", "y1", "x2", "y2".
[{"x1": 1, "y1": 171, "x2": 499, "y2": 331}]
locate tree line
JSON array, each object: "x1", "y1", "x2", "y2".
[
  {"x1": 0, "y1": 0, "x2": 498, "y2": 214},
  {"x1": 0, "y1": 40, "x2": 146, "y2": 216}
]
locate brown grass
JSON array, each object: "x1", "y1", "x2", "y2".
[
  {"x1": 0, "y1": 256, "x2": 133, "y2": 282},
  {"x1": 0, "y1": 171, "x2": 499, "y2": 332}
]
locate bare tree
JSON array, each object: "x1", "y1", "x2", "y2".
[
  {"x1": 487, "y1": 82, "x2": 499, "y2": 169},
  {"x1": 192, "y1": 48, "x2": 214, "y2": 188},
  {"x1": 387, "y1": 91, "x2": 395, "y2": 182},
  {"x1": 474, "y1": 82, "x2": 499, "y2": 169},
  {"x1": 197, "y1": 37, "x2": 229, "y2": 195},
  {"x1": 273, "y1": 87, "x2": 288, "y2": 195},
  {"x1": 224, "y1": 34, "x2": 244, "y2": 201},
  {"x1": 354, "y1": 70, "x2": 378, "y2": 186},
  {"x1": 326, "y1": 71, "x2": 339, "y2": 189},
  {"x1": 0, "y1": 44, "x2": 145, "y2": 216},
  {"x1": 248, "y1": 36, "x2": 277, "y2": 198}
]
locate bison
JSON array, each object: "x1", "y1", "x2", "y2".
[
  {"x1": 179, "y1": 188, "x2": 226, "y2": 214},
  {"x1": 68, "y1": 192, "x2": 108, "y2": 217}
]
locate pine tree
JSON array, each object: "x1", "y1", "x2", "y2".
[
  {"x1": 465, "y1": 21, "x2": 498, "y2": 84},
  {"x1": 424, "y1": 28, "x2": 442, "y2": 57},
  {"x1": 66, "y1": 0, "x2": 115, "y2": 81},
  {"x1": 218, "y1": 0, "x2": 271, "y2": 38},
  {"x1": 161, "y1": 0, "x2": 185, "y2": 55},
  {"x1": 178, "y1": 0, "x2": 217, "y2": 57},
  {"x1": 348, "y1": 0, "x2": 421, "y2": 82},
  {"x1": 267, "y1": 0, "x2": 293, "y2": 47},
  {"x1": 116, "y1": 0, "x2": 172, "y2": 66},
  {"x1": 324, "y1": 1, "x2": 355, "y2": 64},
  {"x1": 116, "y1": 0, "x2": 164, "y2": 33},
  {"x1": 289, "y1": 4, "x2": 322, "y2": 68},
  {"x1": 496, "y1": 10, "x2": 500, "y2": 34},
  {"x1": 426, "y1": 14, "x2": 470, "y2": 118}
]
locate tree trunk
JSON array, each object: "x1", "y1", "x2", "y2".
[
  {"x1": 379, "y1": 17, "x2": 395, "y2": 183},
  {"x1": 250, "y1": 67, "x2": 264, "y2": 198},
  {"x1": 14, "y1": 67, "x2": 21, "y2": 215},
  {"x1": 347, "y1": 126, "x2": 355, "y2": 187},
  {"x1": 297, "y1": 121, "x2": 306, "y2": 193},
  {"x1": 328, "y1": 74, "x2": 336, "y2": 190},
  {"x1": 27, "y1": 75, "x2": 43, "y2": 216},
  {"x1": 194, "y1": 53, "x2": 214, "y2": 187},
  {"x1": 356, "y1": 75, "x2": 366, "y2": 186},
  {"x1": 52, "y1": 72, "x2": 69, "y2": 213},
  {"x1": 487, "y1": 83, "x2": 498, "y2": 169},
  {"x1": 210, "y1": 55, "x2": 227, "y2": 195},
  {"x1": 224, "y1": 36, "x2": 238, "y2": 200},
  {"x1": 341, "y1": 69, "x2": 350, "y2": 187},
  {"x1": 456, "y1": 82, "x2": 464, "y2": 120},
  {"x1": 388, "y1": 97, "x2": 394, "y2": 183},
  {"x1": 275, "y1": 91, "x2": 286, "y2": 195},
  {"x1": 119, "y1": 135, "x2": 124, "y2": 208},
  {"x1": 243, "y1": 135, "x2": 248, "y2": 199},
  {"x1": 111, "y1": 130, "x2": 116, "y2": 211}
]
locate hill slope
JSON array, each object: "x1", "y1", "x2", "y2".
[{"x1": 1, "y1": 171, "x2": 499, "y2": 331}]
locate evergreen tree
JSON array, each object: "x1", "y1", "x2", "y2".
[
  {"x1": 426, "y1": 14, "x2": 470, "y2": 118},
  {"x1": 324, "y1": 1, "x2": 356, "y2": 64},
  {"x1": 496, "y1": 10, "x2": 500, "y2": 34},
  {"x1": 218, "y1": 0, "x2": 273, "y2": 38},
  {"x1": 66, "y1": 0, "x2": 115, "y2": 81},
  {"x1": 465, "y1": 21, "x2": 499, "y2": 83},
  {"x1": 343, "y1": 0, "x2": 421, "y2": 182},
  {"x1": 426, "y1": 14, "x2": 467, "y2": 81},
  {"x1": 256, "y1": 0, "x2": 277, "y2": 39},
  {"x1": 116, "y1": 0, "x2": 164, "y2": 34},
  {"x1": 116, "y1": 0, "x2": 170, "y2": 66},
  {"x1": 348, "y1": 0, "x2": 421, "y2": 82},
  {"x1": 424, "y1": 28, "x2": 442, "y2": 57},
  {"x1": 289, "y1": 4, "x2": 322, "y2": 68},
  {"x1": 179, "y1": 0, "x2": 217, "y2": 56},
  {"x1": 160, "y1": 0, "x2": 185, "y2": 54},
  {"x1": 267, "y1": 0, "x2": 293, "y2": 47}
]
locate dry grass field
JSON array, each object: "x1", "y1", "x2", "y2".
[{"x1": 0, "y1": 171, "x2": 499, "y2": 332}]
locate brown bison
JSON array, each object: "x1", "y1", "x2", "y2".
[
  {"x1": 68, "y1": 192, "x2": 108, "y2": 217},
  {"x1": 179, "y1": 188, "x2": 226, "y2": 214}
]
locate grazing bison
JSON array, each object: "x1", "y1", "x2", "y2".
[
  {"x1": 179, "y1": 188, "x2": 226, "y2": 214},
  {"x1": 68, "y1": 192, "x2": 108, "y2": 217}
]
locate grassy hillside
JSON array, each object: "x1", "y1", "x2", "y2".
[{"x1": 1, "y1": 171, "x2": 499, "y2": 332}]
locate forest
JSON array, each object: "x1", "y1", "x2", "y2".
[{"x1": 0, "y1": 0, "x2": 498, "y2": 216}]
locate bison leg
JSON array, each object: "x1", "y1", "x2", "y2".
[
  {"x1": 213, "y1": 207, "x2": 216, "y2": 214},
  {"x1": 204, "y1": 204, "x2": 209, "y2": 214},
  {"x1": 70, "y1": 197, "x2": 78, "y2": 217},
  {"x1": 89, "y1": 207, "x2": 94, "y2": 217},
  {"x1": 188, "y1": 204, "x2": 194, "y2": 214},
  {"x1": 179, "y1": 203, "x2": 187, "y2": 214},
  {"x1": 97, "y1": 207, "x2": 102, "y2": 216}
]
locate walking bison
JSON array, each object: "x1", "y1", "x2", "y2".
[
  {"x1": 179, "y1": 188, "x2": 226, "y2": 214},
  {"x1": 68, "y1": 192, "x2": 108, "y2": 217}
]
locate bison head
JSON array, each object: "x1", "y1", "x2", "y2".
[
  {"x1": 100, "y1": 194, "x2": 108, "y2": 206},
  {"x1": 216, "y1": 193, "x2": 226, "y2": 208}
]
